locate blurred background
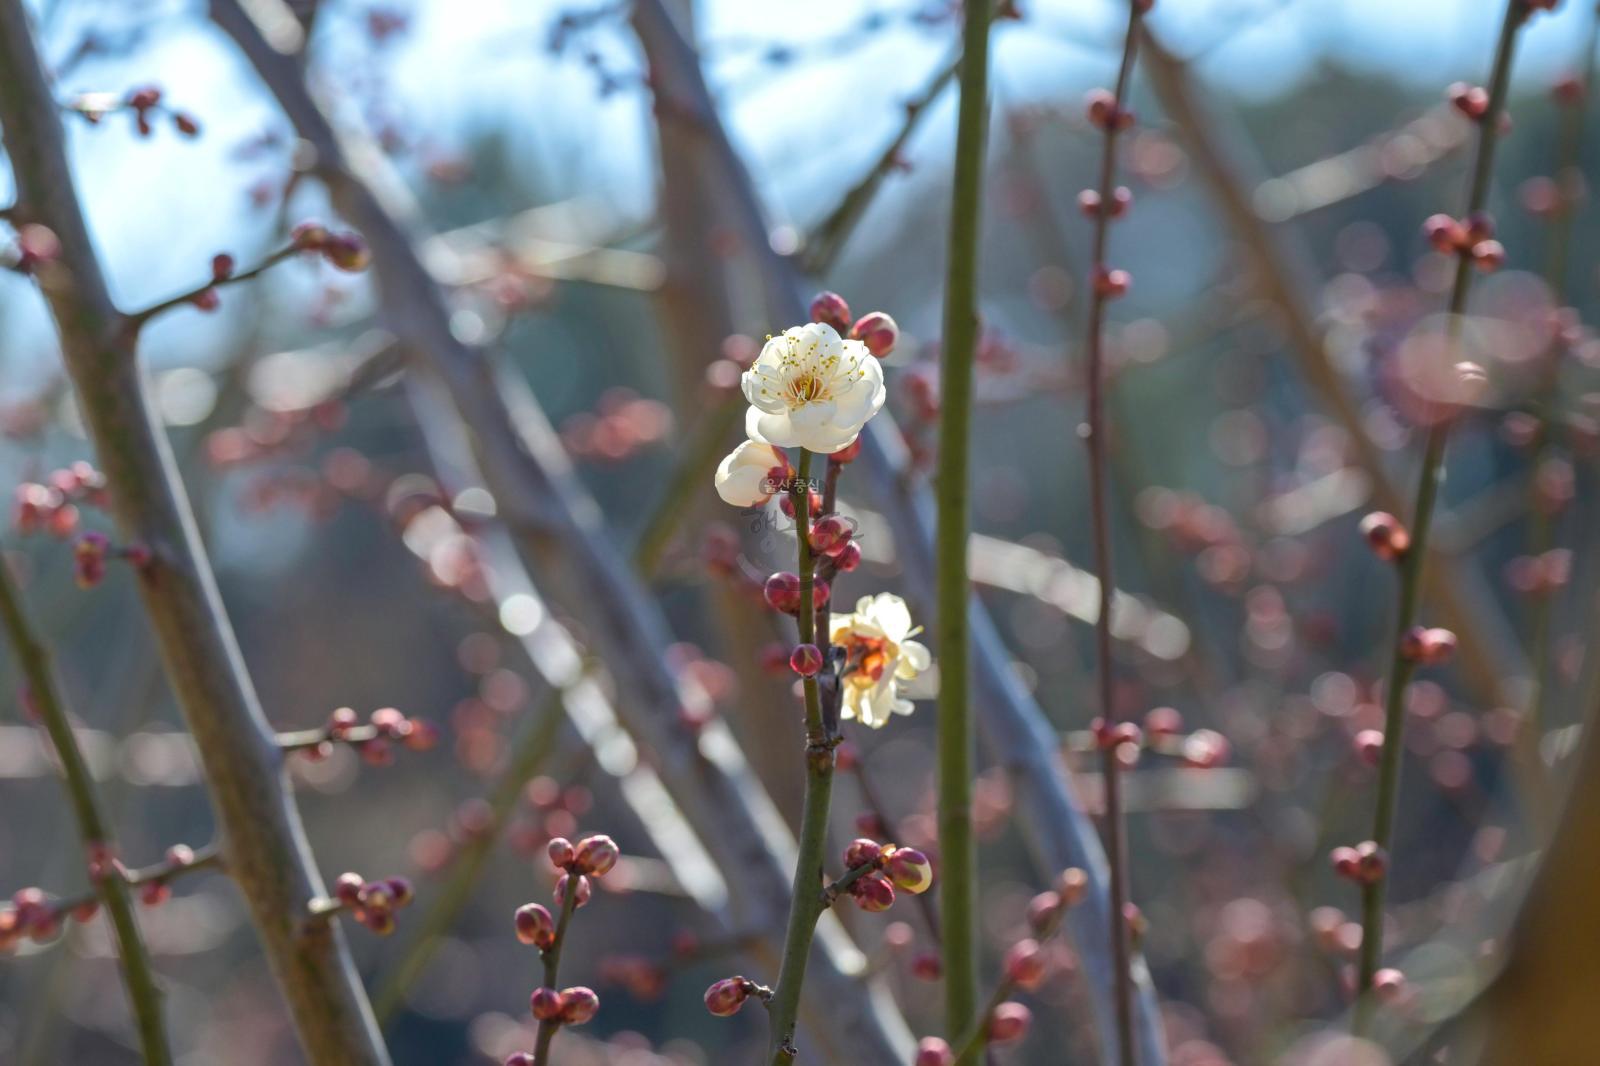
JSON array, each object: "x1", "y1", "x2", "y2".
[{"x1": 2, "y1": 0, "x2": 1598, "y2": 1063}]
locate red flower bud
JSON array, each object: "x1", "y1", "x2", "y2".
[
  {"x1": 911, "y1": 951, "x2": 942, "y2": 980},
  {"x1": 789, "y1": 643, "x2": 823, "y2": 677},
  {"x1": 1359, "y1": 511, "x2": 1410, "y2": 561},
  {"x1": 884, "y1": 847, "x2": 934, "y2": 895},
  {"x1": 1354, "y1": 729, "x2": 1384, "y2": 766},
  {"x1": 809, "y1": 291, "x2": 852, "y2": 335},
  {"x1": 988, "y1": 1001, "x2": 1032, "y2": 1045},
  {"x1": 1448, "y1": 81, "x2": 1489, "y2": 120},
  {"x1": 334, "y1": 872, "x2": 364, "y2": 906},
  {"x1": 547, "y1": 837, "x2": 575, "y2": 870},
  {"x1": 1144, "y1": 706, "x2": 1183, "y2": 737},
  {"x1": 1058, "y1": 867, "x2": 1090, "y2": 908},
  {"x1": 554, "y1": 873, "x2": 591, "y2": 909},
  {"x1": 505, "y1": 1054, "x2": 536, "y2": 1066},
  {"x1": 1422, "y1": 214, "x2": 1467, "y2": 254},
  {"x1": 515, "y1": 903, "x2": 556, "y2": 948},
  {"x1": 1094, "y1": 267, "x2": 1131, "y2": 299},
  {"x1": 529, "y1": 986, "x2": 563, "y2": 1021},
  {"x1": 703, "y1": 977, "x2": 750, "y2": 1016},
  {"x1": 809, "y1": 514, "x2": 851, "y2": 555},
  {"x1": 1003, "y1": 938, "x2": 1047, "y2": 989},
  {"x1": 843, "y1": 838, "x2": 882, "y2": 869},
  {"x1": 763, "y1": 571, "x2": 802, "y2": 614},
  {"x1": 849, "y1": 311, "x2": 899, "y2": 357},
  {"x1": 1027, "y1": 890, "x2": 1063, "y2": 933},
  {"x1": 574, "y1": 834, "x2": 619, "y2": 877},
  {"x1": 1373, "y1": 967, "x2": 1406, "y2": 1001},
  {"x1": 834, "y1": 541, "x2": 862, "y2": 572},
  {"x1": 851, "y1": 874, "x2": 897, "y2": 912},
  {"x1": 558, "y1": 986, "x2": 600, "y2": 1025},
  {"x1": 915, "y1": 1037, "x2": 955, "y2": 1066}
]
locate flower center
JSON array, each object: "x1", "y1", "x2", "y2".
[{"x1": 785, "y1": 372, "x2": 829, "y2": 408}]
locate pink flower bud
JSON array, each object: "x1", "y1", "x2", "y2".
[
  {"x1": 1094, "y1": 267, "x2": 1131, "y2": 299},
  {"x1": 809, "y1": 291, "x2": 852, "y2": 335},
  {"x1": 1356, "y1": 841, "x2": 1388, "y2": 884},
  {"x1": 1182, "y1": 729, "x2": 1229, "y2": 769},
  {"x1": 849, "y1": 312, "x2": 899, "y2": 357},
  {"x1": 809, "y1": 514, "x2": 851, "y2": 555},
  {"x1": 334, "y1": 872, "x2": 364, "y2": 906},
  {"x1": 554, "y1": 873, "x2": 591, "y2": 909},
  {"x1": 844, "y1": 838, "x2": 882, "y2": 869},
  {"x1": 321, "y1": 233, "x2": 371, "y2": 272},
  {"x1": 1331, "y1": 846, "x2": 1362, "y2": 882},
  {"x1": 1373, "y1": 967, "x2": 1406, "y2": 1001},
  {"x1": 911, "y1": 951, "x2": 942, "y2": 980},
  {"x1": 884, "y1": 847, "x2": 933, "y2": 895},
  {"x1": 1359, "y1": 511, "x2": 1410, "y2": 561},
  {"x1": 1354, "y1": 729, "x2": 1384, "y2": 766},
  {"x1": 515, "y1": 903, "x2": 556, "y2": 948},
  {"x1": 790, "y1": 643, "x2": 824, "y2": 677},
  {"x1": 1026, "y1": 890, "x2": 1063, "y2": 933},
  {"x1": 763, "y1": 572, "x2": 802, "y2": 614},
  {"x1": 834, "y1": 541, "x2": 862, "y2": 571},
  {"x1": 914, "y1": 1037, "x2": 955, "y2": 1066},
  {"x1": 703, "y1": 976, "x2": 750, "y2": 1016},
  {"x1": 211, "y1": 253, "x2": 235, "y2": 281},
  {"x1": 574, "y1": 834, "x2": 619, "y2": 877},
  {"x1": 505, "y1": 1054, "x2": 535, "y2": 1066},
  {"x1": 1448, "y1": 81, "x2": 1489, "y2": 120},
  {"x1": 547, "y1": 836, "x2": 575, "y2": 870},
  {"x1": 1058, "y1": 867, "x2": 1090, "y2": 908},
  {"x1": 851, "y1": 874, "x2": 897, "y2": 912},
  {"x1": 1144, "y1": 706, "x2": 1183, "y2": 736},
  {"x1": 558, "y1": 986, "x2": 600, "y2": 1025},
  {"x1": 1422, "y1": 214, "x2": 1467, "y2": 254},
  {"x1": 529, "y1": 986, "x2": 563, "y2": 1021},
  {"x1": 1470, "y1": 239, "x2": 1505, "y2": 272},
  {"x1": 1003, "y1": 938, "x2": 1047, "y2": 989},
  {"x1": 988, "y1": 1001, "x2": 1032, "y2": 1044}
]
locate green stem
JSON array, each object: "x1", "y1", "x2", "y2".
[
  {"x1": 0, "y1": 563, "x2": 173, "y2": 1065},
  {"x1": 937, "y1": 4, "x2": 992, "y2": 1059},
  {"x1": 1081, "y1": 5, "x2": 1150, "y2": 1065},
  {"x1": 531, "y1": 878, "x2": 582, "y2": 1065},
  {"x1": 1354, "y1": 0, "x2": 1531, "y2": 1033},
  {"x1": 764, "y1": 448, "x2": 837, "y2": 1065}
]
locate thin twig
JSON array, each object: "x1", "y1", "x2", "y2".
[
  {"x1": 0, "y1": 562, "x2": 172, "y2": 1065},
  {"x1": 1080, "y1": 5, "x2": 1151, "y2": 1064},
  {"x1": 1354, "y1": 0, "x2": 1534, "y2": 1034}
]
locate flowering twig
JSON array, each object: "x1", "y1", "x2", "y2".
[
  {"x1": 0, "y1": 7, "x2": 391, "y2": 1063},
  {"x1": 1079, "y1": 4, "x2": 1153, "y2": 1064},
  {"x1": 1353, "y1": 0, "x2": 1543, "y2": 1035},
  {"x1": 934, "y1": 1, "x2": 993, "y2": 1057},
  {"x1": 763, "y1": 447, "x2": 841, "y2": 1065},
  {"x1": 0, "y1": 560, "x2": 172, "y2": 1064}
]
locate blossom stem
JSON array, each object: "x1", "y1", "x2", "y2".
[
  {"x1": 765, "y1": 447, "x2": 839, "y2": 1065},
  {"x1": 936, "y1": 2, "x2": 993, "y2": 1058},
  {"x1": 1354, "y1": 0, "x2": 1532, "y2": 1035},
  {"x1": 1083, "y1": 4, "x2": 1151, "y2": 1064},
  {"x1": 0, "y1": 561, "x2": 173, "y2": 1066},
  {"x1": 530, "y1": 880, "x2": 581, "y2": 1065},
  {"x1": 122, "y1": 244, "x2": 299, "y2": 331}
]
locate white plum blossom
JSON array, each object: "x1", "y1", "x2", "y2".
[
  {"x1": 829, "y1": 593, "x2": 932, "y2": 728},
  {"x1": 741, "y1": 323, "x2": 886, "y2": 455},
  {"x1": 714, "y1": 440, "x2": 790, "y2": 508}
]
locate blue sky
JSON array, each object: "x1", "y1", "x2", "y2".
[{"x1": 2, "y1": 0, "x2": 1595, "y2": 389}]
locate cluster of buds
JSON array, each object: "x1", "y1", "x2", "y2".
[
  {"x1": 559, "y1": 387, "x2": 675, "y2": 464},
  {"x1": 66, "y1": 86, "x2": 199, "y2": 138},
  {"x1": 71, "y1": 532, "x2": 152, "y2": 589},
  {"x1": 807, "y1": 291, "x2": 901, "y2": 359},
  {"x1": 1085, "y1": 88, "x2": 1135, "y2": 132},
  {"x1": 293, "y1": 706, "x2": 439, "y2": 764},
  {"x1": 1330, "y1": 841, "x2": 1388, "y2": 886},
  {"x1": 835, "y1": 838, "x2": 934, "y2": 913},
  {"x1": 1078, "y1": 185, "x2": 1133, "y2": 220},
  {"x1": 808, "y1": 513, "x2": 862, "y2": 572},
  {"x1": 330, "y1": 872, "x2": 415, "y2": 935},
  {"x1": 1398, "y1": 625, "x2": 1458, "y2": 666},
  {"x1": 13, "y1": 461, "x2": 108, "y2": 537},
  {"x1": 1421, "y1": 212, "x2": 1504, "y2": 272},
  {"x1": 1084, "y1": 714, "x2": 1232, "y2": 770},
  {"x1": 1358, "y1": 511, "x2": 1411, "y2": 562},
  {"x1": 0, "y1": 888, "x2": 80, "y2": 950},
  {"x1": 547, "y1": 833, "x2": 620, "y2": 910},
  {"x1": 1505, "y1": 548, "x2": 1571, "y2": 597},
  {"x1": 290, "y1": 221, "x2": 372, "y2": 272},
  {"x1": 525, "y1": 985, "x2": 599, "y2": 1026}
]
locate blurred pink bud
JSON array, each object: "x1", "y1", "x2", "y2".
[
  {"x1": 988, "y1": 1001, "x2": 1032, "y2": 1044},
  {"x1": 574, "y1": 834, "x2": 619, "y2": 877},
  {"x1": 515, "y1": 903, "x2": 556, "y2": 948},
  {"x1": 703, "y1": 977, "x2": 750, "y2": 1016},
  {"x1": 1003, "y1": 938, "x2": 1047, "y2": 989},
  {"x1": 915, "y1": 1037, "x2": 955, "y2": 1066}
]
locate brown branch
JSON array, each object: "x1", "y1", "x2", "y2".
[{"x1": 0, "y1": 5, "x2": 391, "y2": 1063}]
